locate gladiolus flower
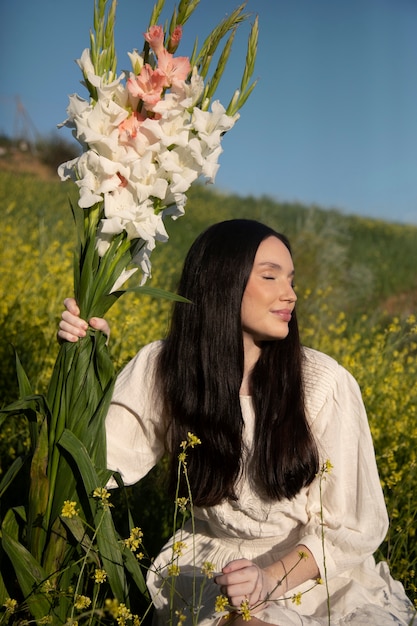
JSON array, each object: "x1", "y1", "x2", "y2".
[
  {"x1": 144, "y1": 25, "x2": 165, "y2": 57},
  {"x1": 157, "y1": 49, "x2": 191, "y2": 86},
  {"x1": 167, "y1": 25, "x2": 183, "y2": 53},
  {"x1": 119, "y1": 111, "x2": 145, "y2": 141},
  {"x1": 127, "y1": 65, "x2": 167, "y2": 105}
]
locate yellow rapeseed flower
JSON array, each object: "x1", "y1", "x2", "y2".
[
  {"x1": 93, "y1": 487, "x2": 113, "y2": 508},
  {"x1": 168, "y1": 564, "x2": 180, "y2": 577},
  {"x1": 173, "y1": 541, "x2": 187, "y2": 556},
  {"x1": 115, "y1": 603, "x2": 132, "y2": 625},
  {"x1": 93, "y1": 568, "x2": 107, "y2": 584},
  {"x1": 61, "y1": 500, "x2": 78, "y2": 518},
  {"x1": 214, "y1": 595, "x2": 229, "y2": 613},
  {"x1": 176, "y1": 497, "x2": 189, "y2": 513},
  {"x1": 239, "y1": 599, "x2": 252, "y2": 621},
  {"x1": 74, "y1": 595, "x2": 91, "y2": 610},
  {"x1": 201, "y1": 561, "x2": 216, "y2": 578},
  {"x1": 291, "y1": 592, "x2": 302, "y2": 606},
  {"x1": 187, "y1": 432, "x2": 201, "y2": 447},
  {"x1": 175, "y1": 609, "x2": 187, "y2": 625},
  {"x1": 105, "y1": 598, "x2": 119, "y2": 618},
  {"x1": 3, "y1": 598, "x2": 17, "y2": 613},
  {"x1": 124, "y1": 527, "x2": 143, "y2": 552}
]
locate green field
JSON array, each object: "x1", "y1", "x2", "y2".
[{"x1": 1, "y1": 169, "x2": 417, "y2": 609}]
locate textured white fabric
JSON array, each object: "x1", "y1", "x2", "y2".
[{"x1": 105, "y1": 341, "x2": 415, "y2": 625}]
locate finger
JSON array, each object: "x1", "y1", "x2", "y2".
[
  {"x1": 221, "y1": 559, "x2": 252, "y2": 574},
  {"x1": 89, "y1": 317, "x2": 110, "y2": 337},
  {"x1": 63, "y1": 297, "x2": 80, "y2": 315},
  {"x1": 57, "y1": 328, "x2": 82, "y2": 343},
  {"x1": 59, "y1": 317, "x2": 88, "y2": 340},
  {"x1": 61, "y1": 311, "x2": 88, "y2": 333}
]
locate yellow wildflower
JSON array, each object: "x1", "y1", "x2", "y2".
[
  {"x1": 115, "y1": 603, "x2": 132, "y2": 625},
  {"x1": 74, "y1": 595, "x2": 91, "y2": 610},
  {"x1": 215, "y1": 595, "x2": 229, "y2": 613},
  {"x1": 178, "y1": 451, "x2": 187, "y2": 464},
  {"x1": 42, "y1": 579, "x2": 54, "y2": 594},
  {"x1": 3, "y1": 598, "x2": 17, "y2": 613},
  {"x1": 176, "y1": 497, "x2": 189, "y2": 513},
  {"x1": 324, "y1": 459, "x2": 333, "y2": 473},
  {"x1": 124, "y1": 527, "x2": 143, "y2": 552},
  {"x1": 240, "y1": 599, "x2": 252, "y2": 621},
  {"x1": 201, "y1": 561, "x2": 216, "y2": 578},
  {"x1": 168, "y1": 564, "x2": 180, "y2": 577},
  {"x1": 93, "y1": 487, "x2": 113, "y2": 508},
  {"x1": 175, "y1": 609, "x2": 187, "y2": 625},
  {"x1": 187, "y1": 432, "x2": 201, "y2": 447},
  {"x1": 105, "y1": 598, "x2": 119, "y2": 617},
  {"x1": 61, "y1": 500, "x2": 78, "y2": 518},
  {"x1": 93, "y1": 568, "x2": 107, "y2": 584},
  {"x1": 173, "y1": 541, "x2": 187, "y2": 556},
  {"x1": 291, "y1": 592, "x2": 302, "y2": 606}
]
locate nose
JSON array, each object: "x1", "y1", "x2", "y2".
[{"x1": 282, "y1": 284, "x2": 297, "y2": 304}]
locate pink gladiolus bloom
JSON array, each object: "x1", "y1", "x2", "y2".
[
  {"x1": 127, "y1": 65, "x2": 167, "y2": 106},
  {"x1": 144, "y1": 25, "x2": 165, "y2": 57},
  {"x1": 119, "y1": 111, "x2": 145, "y2": 141},
  {"x1": 167, "y1": 25, "x2": 183, "y2": 53},
  {"x1": 157, "y1": 49, "x2": 191, "y2": 87}
]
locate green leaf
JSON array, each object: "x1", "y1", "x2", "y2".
[
  {"x1": 58, "y1": 429, "x2": 132, "y2": 603},
  {"x1": 15, "y1": 349, "x2": 33, "y2": 398},
  {"x1": 121, "y1": 285, "x2": 192, "y2": 303},
  {"x1": 27, "y1": 415, "x2": 50, "y2": 561},
  {"x1": 0, "y1": 565, "x2": 8, "y2": 605},
  {"x1": 60, "y1": 515, "x2": 100, "y2": 566},
  {"x1": 1, "y1": 509, "x2": 50, "y2": 620}
]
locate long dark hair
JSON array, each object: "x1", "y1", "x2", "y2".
[{"x1": 156, "y1": 219, "x2": 319, "y2": 506}]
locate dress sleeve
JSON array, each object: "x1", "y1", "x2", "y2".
[
  {"x1": 105, "y1": 341, "x2": 166, "y2": 488},
  {"x1": 298, "y1": 355, "x2": 389, "y2": 579}
]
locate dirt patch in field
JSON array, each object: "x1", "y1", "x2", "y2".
[
  {"x1": 380, "y1": 290, "x2": 417, "y2": 317},
  {"x1": 0, "y1": 149, "x2": 57, "y2": 181}
]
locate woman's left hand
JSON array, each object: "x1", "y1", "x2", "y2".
[{"x1": 214, "y1": 558, "x2": 278, "y2": 613}]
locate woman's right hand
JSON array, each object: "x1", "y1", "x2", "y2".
[{"x1": 58, "y1": 298, "x2": 110, "y2": 343}]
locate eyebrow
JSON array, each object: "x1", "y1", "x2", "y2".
[{"x1": 257, "y1": 261, "x2": 295, "y2": 277}]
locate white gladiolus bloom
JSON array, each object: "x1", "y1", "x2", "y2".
[
  {"x1": 58, "y1": 42, "x2": 240, "y2": 283},
  {"x1": 127, "y1": 50, "x2": 144, "y2": 75},
  {"x1": 76, "y1": 48, "x2": 95, "y2": 77},
  {"x1": 192, "y1": 100, "x2": 239, "y2": 137}
]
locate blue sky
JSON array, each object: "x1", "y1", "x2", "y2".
[{"x1": 2, "y1": 0, "x2": 417, "y2": 225}]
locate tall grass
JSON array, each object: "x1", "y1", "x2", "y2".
[{"x1": 1, "y1": 170, "x2": 416, "y2": 607}]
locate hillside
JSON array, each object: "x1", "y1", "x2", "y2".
[{"x1": 1, "y1": 155, "x2": 417, "y2": 320}]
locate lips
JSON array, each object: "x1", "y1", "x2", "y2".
[{"x1": 271, "y1": 309, "x2": 292, "y2": 322}]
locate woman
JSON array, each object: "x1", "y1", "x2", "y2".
[{"x1": 59, "y1": 219, "x2": 415, "y2": 625}]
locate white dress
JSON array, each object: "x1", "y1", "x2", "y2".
[{"x1": 105, "y1": 341, "x2": 415, "y2": 625}]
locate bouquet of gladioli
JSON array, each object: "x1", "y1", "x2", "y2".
[
  {"x1": 0, "y1": 0, "x2": 257, "y2": 623},
  {"x1": 58, "y1": 0, "x2": 258, "y2": 304}
]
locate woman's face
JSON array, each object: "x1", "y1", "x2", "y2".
[{"x1": 241, "y1": 236, "x2": 297, "y2": 346}]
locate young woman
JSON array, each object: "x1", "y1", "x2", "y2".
[{"x1": 58, "y1": 219, "x2": 415, "y2": 626}]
